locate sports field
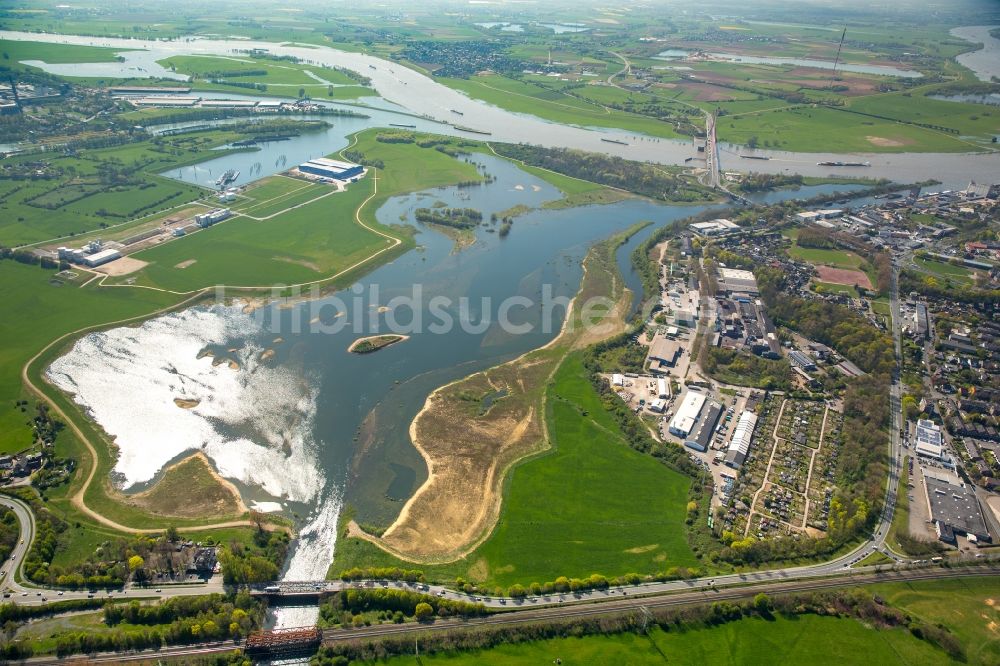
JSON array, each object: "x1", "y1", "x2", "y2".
[
  {"x1": 787, "y1": 244, "x2": 865, "y2": 269},
  {"x1": 914, "y1": 256, "x2": 976, "y2": 285}
]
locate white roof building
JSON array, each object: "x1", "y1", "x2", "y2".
[{"x1": 668, "y1": 391, "x2": 706, "y2": 437}]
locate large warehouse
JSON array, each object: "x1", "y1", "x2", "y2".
[
  {"x1": 685, "y1": 401, "x2": 722, "y2": 452},
  {"x1": 724, "y1": 411, "x2": 758, "y2": 468},
  {"x1": 668, "y1": 391, "x2": 707, "y2": 438},
  {"x1": 298, "y1": 157, "x2": 363, "y2": 180}
]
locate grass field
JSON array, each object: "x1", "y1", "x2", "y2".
[
  {"x1": 441, "y1": 74, "x2": 681, "y2": 139},
  {"x1": 813, "y1": 281, "x2": 861, "y2": 298},
  {"x1": 331, "y1": 354, "x2": 697, "y2": 587},
  {"x1": 0, "y1": 132, "x2": 249, "y2": 246},
  {"x1": 375, "y1": 614, "x2": 956, "y2": 665},
  {"x1": 914, "y1": 256, "x2": 976, "y2": 286},
  {"x1": 870, "y1": 576, "x2": 1000, "y2": 666},
  {"x1": 0, "y1": 39, "x2": 133, "y2": 72},
  {"x1": 158, "y1": 54, "x2": 376, "y2": 100},
  {"x1": 717, "y1": 105, "x2": 976, "y2": 153},
  {"x1": 788, "y1": 244, "x2": 865, "y2": 269}
]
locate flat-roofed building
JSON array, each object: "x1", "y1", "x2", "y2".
[
  {"x1": 298, "y1": 157, "x2": 363, "y2": 181},
  {"x1": 648, "y1": 336, "x2": 681, "y2": 373},
  {"x1": 924, "y1": 476, "x2": 990, "y2": 544},
  {"x1": 669, "y1": 391, "x2": 706, "y2": 438},
  {"x1": 690, "y1": 218, "x2": 740, "y2": 237},
  {"x1": 685, "y1": 401, "x2": 722, "y2": 452},
  {"x1": 717, "y1": 267, "x2": 759, "y2": 295}
]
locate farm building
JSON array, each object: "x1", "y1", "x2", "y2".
[
  {"x1": 298, "y1": 157, "x2": 363, "y2": 180},
  {"x1": 82, "y1": 248, "x2": 122, "y2": 267},
  {"x1": 668, "y1": 391, "x2": 706, "y2": 438}
]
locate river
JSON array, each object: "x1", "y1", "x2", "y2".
[
  {"x1": 2, "y1": 29, "x2": 999, "y2": 187},
  {"x1": 951, "y1": 25, "x2": 1000, "y2": 83}
]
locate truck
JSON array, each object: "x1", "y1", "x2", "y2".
[{"x1": 264, "y1": 585, "x2": 281, "y2": 594}]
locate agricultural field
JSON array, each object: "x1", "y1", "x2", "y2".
[
  {"x1": 441, "y1": 74, "x2": 683, "y2": 139},
  {"x1": 0, "y1": 131, "x2": 251, "y2": 246},
  {"x1": 373, "y1": 614, "x2": 957, "y2": 666},
  {"x1": 157, "y1": 54, "x2": 376, "y2": 100},
  {"x1": 0, "y1": 39, "x2": 133, "y2": 72}
]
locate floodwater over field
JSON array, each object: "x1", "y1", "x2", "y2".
[
  {"x1": 3, "y1": 29, "x2": 999, "y2": 186},
  {"x1": 654, "y1": 49, "x2": 923, "y2": 78}
]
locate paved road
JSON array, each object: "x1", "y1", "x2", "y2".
[
  {"x1": 19, "y1": 565, "x2": 1000, "y2": 665},
  {"x1": 0, "y1": 494, "x2": 225, "y2": 606}
]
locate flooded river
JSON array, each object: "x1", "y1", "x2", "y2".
[{"x1": 2, "y1": 29, "x2": 999, "y2": 186}]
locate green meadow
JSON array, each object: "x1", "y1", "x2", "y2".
[{"x1": 330, "y1": 354, "x2": 697, "y2": 587}]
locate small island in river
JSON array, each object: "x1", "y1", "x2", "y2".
[{"x1": 348, "y1": 334, "x2": 409, "y2": 354}]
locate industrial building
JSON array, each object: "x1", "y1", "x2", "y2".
[
  {"x1": 689, "y1": 218, "x2": 740, "y2": 237},
  {"x1": 109, "y1": 85, "x2": 192, "y2": 95},
  {"x1": 668, "y1": 391, "x2": 707, "y2": 438},
  {"x1": 132, "y1": 95, "x2": 201, "y2": 107},
  {"x1": 724, "y1": 411, "x2": 758, "y2": 468},
  {"x1": 58, "y1": 241, "x2": 121, "y2": 268},
  {"x1": 298, "y1": 157, "x2": 364, "y2": 181},
  {"x1": 717, "y1": 267, "x2": 759, "y2": 295},
  {"x1": 195, "y1": 208, "x2": 232, "y2": 228},
  {"x1": 788, "y1": 350, "x2": 818, "y2": 372},
  {"x1": 648, "y1": 337, "x2": 682, "y2": 373},
  {"x1": 924, "y1": 476, "x2": 991, "y2": 544},
  {"x1": 685, "y1": 401, "x2": 722, "y2": 452}
]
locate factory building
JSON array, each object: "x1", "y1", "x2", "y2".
[
  {"x1": 788, "y1": 350, "x2": 818, "y2": 372},
  {"x1": 298, "y1": 157, "x2": 363, "y2": 181},
  {"x1": 668, "y1": 391, "x2": 707, "y2": 438},
  {"x1": 689, "y1": 218, "x2": 740, "y2": 237},
  {"x1": 724, "y1": 411, "x2": 758, "y2": 469},
  {"x1": 58, "y1": 241, "x2": 121, "y2": 267},
  {"x1": 685, "y1": 401, "x2": 722, "y2": 452},
  {"x1": 717, "y1": 267, "x2": 759, "y2": 295},
  {"x1": 195, "y1": 208, "x2": 232, "y2": 228},
  {"x1": 648, "y1": 337, "x2": 682, "y2": 373}
]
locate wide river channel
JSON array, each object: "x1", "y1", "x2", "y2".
[
  {"x1": 5, "y1": 25, "x2": 989, "y2": 628},
  {"x1": 2, "y1": 28, "x2": 1000, "y2": 186}
]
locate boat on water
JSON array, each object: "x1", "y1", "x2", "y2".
[
  {"x1": 389, "y1": 123, "x2": 417, "y2": 128},
  {"x1": 817, "y1": 161, "x2": 871, "y2": 167},
  {"x1": 450, "y1": 109, "x2": 464, "y2": 116},
  {"x1": 601, "y1": 137, "x2": 629, "y2": 146},
  {"x1": 741, "y1": 155, "x2": 770, "y2": 160},
  {"x1": 216, "y1": 169, "x2": 239, "y2": 187}
]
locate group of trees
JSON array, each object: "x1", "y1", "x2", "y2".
[
  {"x1": 492, "y1": 143, "x2": 713, "y2": 203},
  {"x1": 701, "y1": 346, "x2": 792, "y2": 391},
  {"x1": 52, "y1": 593, "x2": 261, "y2": 657},
  {"x1": 336, "y1": 566, "x2": 424, "y2": 582},
  {"x1": 414, "y1": 207, "x2": 483, "y2": 230},
  {"x1": 218, "y1": 526, "x2": 290, "y2": 585},
  {"x1": 737, "y1": 173, "x2": 804, "y2": 193},
  {"x1": 320, "y1": 588, "x2": 486, "y2": 628}
]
